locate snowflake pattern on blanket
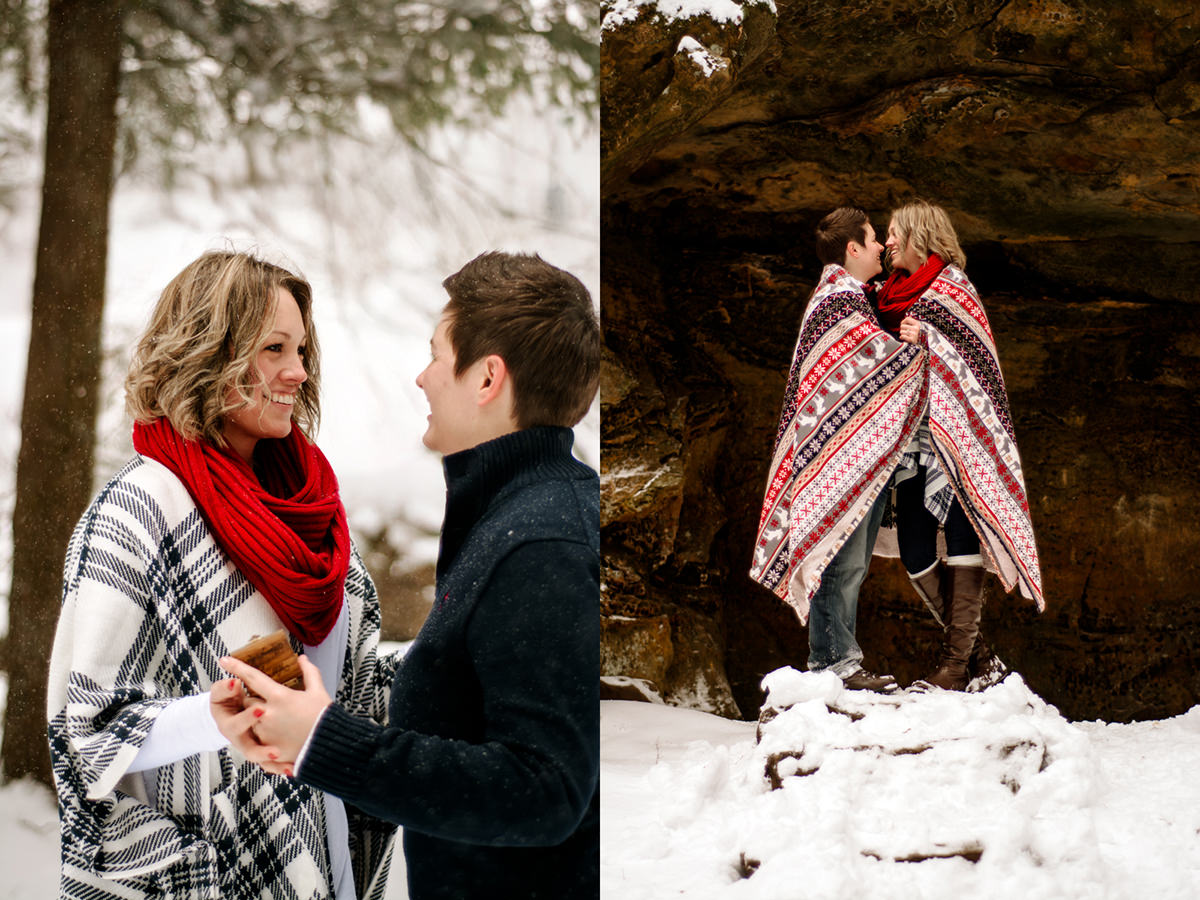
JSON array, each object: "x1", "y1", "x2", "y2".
[
  {"x1": 751, "y1": 265, "x2": 925, "y2": 623},
  {"x1": 911, "y1": 266, "x2": 1044, "y2": 609},
  {"x1": 47, "y1": 455, "x2": 399, "y2": 900},
  {"x1": 750, "y1": 264, "x2": 1044, "y2": 623}
]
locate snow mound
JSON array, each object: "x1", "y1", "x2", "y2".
[
  {"x1": 608, "y1": 671, "x2": 1126, "y2": 899},
  {"x1": 750, "y1": 670, "x2": 1098, "y2": 894}
]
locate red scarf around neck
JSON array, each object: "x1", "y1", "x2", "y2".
[
  {"x1": 874, "y1": 252, "x2": 947, "y2": 331},
  {"x1": 132, "y1": 417, "x2": 349, "y2": 646}
]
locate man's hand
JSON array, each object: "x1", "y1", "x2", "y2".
[
  {"x1": 899, "y1": 316, "x2": 922, "y2": 344},
  {"x1": 219, "y1": 654, "x2": 333, "y2": 774}
]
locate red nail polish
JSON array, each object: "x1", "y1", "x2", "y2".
[
  {"x1": 229, "y1": 679, "x2": 236, "y2": 689},
  {"x1": 254, "y1": 708, "x2": 264, "y2": 718},
  {"x1": 285, "y1": 768, "x2": 294, "y2": 777},
  {"x1": 268, "y1": 751, "x2": 278, "y2": 760}
]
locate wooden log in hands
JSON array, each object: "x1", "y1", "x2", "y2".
[{"x1": 228, "y1": 629, "x2": 304, "y2": 696}]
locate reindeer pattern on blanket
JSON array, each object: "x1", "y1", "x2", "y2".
[{"x1": 751, "y1": 264, "x2": 1043, "y2": 623}]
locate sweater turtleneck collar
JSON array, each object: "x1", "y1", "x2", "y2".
[
  {"x1": 437, "y1": 426, "x2": 586, "y2": 576},
  {"x1": 442, "y1": 425, "x2": 580, "y2": 495}
]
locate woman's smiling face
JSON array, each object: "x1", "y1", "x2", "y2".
[
  {"x1": 886, "y1": 221, "x2": 926, "y2": 274},
  {"x1": 222, "y1": 287, "x2": 308, "y2": 463}
]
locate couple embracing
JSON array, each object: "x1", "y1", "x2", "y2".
[{"x1": 751, "y1": 200, "x2": 1045, "y2": 694}]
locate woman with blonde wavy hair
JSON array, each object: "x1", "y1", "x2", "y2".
[
  {"x1": 47, "y1": 249, "x2": 397, "y2": 899},
  {"x1": 877, "y1": 200, "x2": 1044, "y2": 691}
]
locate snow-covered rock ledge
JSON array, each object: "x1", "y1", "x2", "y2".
[
  {"x1": 602, "y1": 0, "x2": 777, "y2": 33},
  {"x1": 601, "y1": 673, "x2": 1200, "y2": 899},
  {"x1": 752, "y1": 669, "x2": 1093, "y2": 877}
]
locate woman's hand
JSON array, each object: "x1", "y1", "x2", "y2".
[
  {"x1": 218, "y1": 654, "x2": 332, "y2": 774},
  {"x1": 899, "y1": 316, "x2": 922, "y2": 344},
  {"x1": 210, "y1": 675, "x2": 279, "y2": 765}
]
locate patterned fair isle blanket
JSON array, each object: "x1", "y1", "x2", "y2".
[
  {"x1": 750, "y1": 264, "x2": 1045, "y2": 623},
  {"x1": 910, "y1": 266, "x2": 1044, "y2": 609},
  {"x1": 751, "y1": 265, "x2": 925, "y2": 623}
]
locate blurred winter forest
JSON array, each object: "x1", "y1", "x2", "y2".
[{"x1": 0, "y1": 0, "x2": 599, "y2": 786}]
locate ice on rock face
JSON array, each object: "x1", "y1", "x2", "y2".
[{"x1": 675, "y1": 36, "x2": 727, "y2": 79}]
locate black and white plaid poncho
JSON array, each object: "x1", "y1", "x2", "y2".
[{"x1": 47, "y1": 455, "x2": 399, "y2": 899}]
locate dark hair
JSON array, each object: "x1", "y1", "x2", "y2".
[
  {"x1": 815, "y1": 207, "x2": 871, "y2": 266},
  {"x1": 442, "y1": 251, "x2": 599, "y2": 429}
]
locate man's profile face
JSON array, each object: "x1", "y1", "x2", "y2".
[
  {"x1": 415, "y1": 315, "x2": 483, "y2": 455},
  {"x1": 845, "y1": 222, "x2": 884, "y2": 282}
]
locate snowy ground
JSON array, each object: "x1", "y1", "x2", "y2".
[
  {"x1": 11, "y1": 672, "x2": 1200, "y2": 898},
  {"x1": 602, "y1": 672, "x2": 1200, "y2": 900}
]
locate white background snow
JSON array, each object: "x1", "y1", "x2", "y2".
[{"x1": 0, "y1": 90, "x2": 596, "y2": 897}]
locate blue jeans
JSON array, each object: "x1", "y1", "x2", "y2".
[{"x1": 807, "y1": 490, "x2": 888, "y2": 677}]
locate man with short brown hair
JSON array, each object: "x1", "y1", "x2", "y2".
[
  {"x1": 220, "y1": 250, "x2": 600, "y2": 899},
  {"x1": 441, "y1": 250, "x2": 599, "y2": 429},
  {"x1": 752, "y1": 208, "x2": 922, "y2": 693}
]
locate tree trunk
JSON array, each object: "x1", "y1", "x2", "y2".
[{"x1": 2, "y1": 0, "x2": 122, "y2": 786}]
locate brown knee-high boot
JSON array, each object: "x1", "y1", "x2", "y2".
[
  {"x1": 908, "y1": 560, "x2": 946, "y2": 625},
  {"x1": 908, "y1": 562, "x2": 1008, "y2": 690},
  {"x1": 967, "y1": 629, "x2": 1009, "y2": 690},
  {"x1": 920, "y1": 564, "x2": 984, "y2": 691}
]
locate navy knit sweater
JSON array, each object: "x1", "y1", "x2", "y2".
[{"x1": 298, "y1": 426, "x2": 600, "y2": 899}]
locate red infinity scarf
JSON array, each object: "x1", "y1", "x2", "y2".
[
  {"x1": 132, "y1": 417, "x2": 349, "y2": 646},
  {"x1": 874, "y1": 252, "x2": 947, "y2": 332}
]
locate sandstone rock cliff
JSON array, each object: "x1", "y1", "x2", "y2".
[{"x1": 601, "y1": 0, "x2": 1200, "y2": 722}]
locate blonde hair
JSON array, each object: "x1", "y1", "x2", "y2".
[
  {"x1": 125, "y1": 250, "x2": 321, "y2": 446},
  {"x1": 889, "y1": 199, "x2": 967, "y2": 270}
]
